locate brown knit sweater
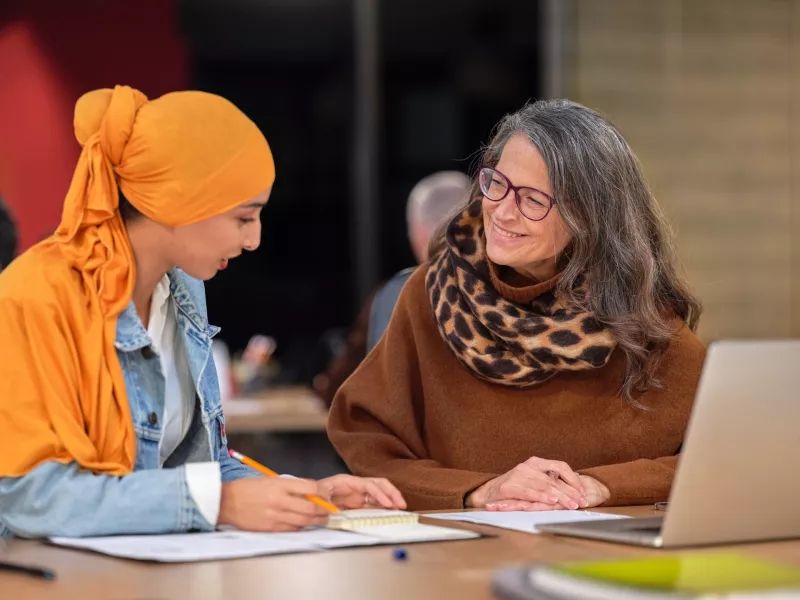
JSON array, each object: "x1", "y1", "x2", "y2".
[{"x1": 327, "y1": 265, "x2": 706, "y2": 511}]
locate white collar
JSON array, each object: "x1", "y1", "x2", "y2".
[{"x1": 151, "y1": 274, "x2": 171, "y2": 314}]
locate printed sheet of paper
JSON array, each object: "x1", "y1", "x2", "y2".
[
  {"x1": 427, "y1": 510, "x2": 630, "y2": 534},
  {"x1": 49, "y1": 522, "x2": 478, "y2": 562},
  {"x1": 49, "y1": 529, "x2": 379, "y2": 562}
]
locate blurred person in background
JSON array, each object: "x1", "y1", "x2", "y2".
[
  {"x1": 0, "y1": 198, "x2": 18, "y2": 272},
  {"x1": 313, "y1": 171, "x2": 470, "y2": 407},
  {"x1": 406, "y1": 171, "x2": 472, "y2": 265},
  {"x1": 0, "y1": 85, "x2": 404, "y2": 539},
  {"x1": 328, "y1": 99, "x2": 705, "y2": 512}
]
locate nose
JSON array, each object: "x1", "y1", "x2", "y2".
[
  {"x1": 243, "y1": 220, "x2": 262, "y2": 252},
  {"x1": 492, "y1": 189, "x2": 519, "y2": 223}
]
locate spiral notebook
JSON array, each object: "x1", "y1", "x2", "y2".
[{"x1": 327, "y1": 509, "x2": 481, "y2": 542}]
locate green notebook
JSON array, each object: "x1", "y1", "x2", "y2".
[{"x1": 523, "y1": 553, "x2": 800, "y2": 599}]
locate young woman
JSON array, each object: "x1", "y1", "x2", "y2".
[{"x1": 0, "y1": 85, "x2": 404, "y2": 538}]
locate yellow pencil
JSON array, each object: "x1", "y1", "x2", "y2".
[{"x1": 228, "y1": 449, "x2": 340, "y2": 513}]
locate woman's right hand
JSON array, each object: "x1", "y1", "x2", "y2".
[
  {"x1": 465, "y1": 457, "x2": 587, "y2": 510},
  {"x1": 218, "y1": 478, "x2": 330, "y2": 532}
]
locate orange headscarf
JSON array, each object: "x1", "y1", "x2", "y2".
[{"x1": 0, "y1": 85, "x2": 275, "y2": 476}]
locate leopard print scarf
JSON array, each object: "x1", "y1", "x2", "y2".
[{"x1": 426, "y1": 201, "x2": 617, "y2": 386}]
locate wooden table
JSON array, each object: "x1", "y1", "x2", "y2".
[
  {"x1": 4, "y1": 506, "x2": 800, "y2": 599},
  {"x1": 223, "y1": 386, "x2": 328, "y2": 434}
]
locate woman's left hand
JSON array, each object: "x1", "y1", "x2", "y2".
[
  {"x1": 486, "y1": 475, "x2": 610, "y2": 511},
  {"x1": 318, "y1": 474, "x2": 407, "y2": 510}
]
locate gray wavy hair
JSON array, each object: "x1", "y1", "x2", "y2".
[{"x1": 429, "y1": 99, "x2": 702, "y2": 403}]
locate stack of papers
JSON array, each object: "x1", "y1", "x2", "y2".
[
  {"x1": 50, "y1": 521, "x2": 479, "y2": 563},
  {"x1": 51, "y1": 529, "x2": 373, "y2": 562},
  {"x1": 48, "y1": 511, "x2": 630, "y2": 563}
]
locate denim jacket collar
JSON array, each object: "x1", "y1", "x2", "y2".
[{"x1": 115, "y1": 268, "x2": 219, "y2": 351}]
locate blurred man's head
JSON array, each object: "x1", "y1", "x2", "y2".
[
  {"x1": 0, "y1": 199, "x2": 18, "y2": 271},
  {"x1": 406, "y1": 171, "x2": 471, "y2": 263}
]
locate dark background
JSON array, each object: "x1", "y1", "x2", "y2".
[
  {"x1": 185, "y1": 0, "x2": 543, "y2": 382},
  {"x1": 0, "y1": 0, "x2": 543, "y2": 385}
]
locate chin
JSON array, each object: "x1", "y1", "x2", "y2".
[
  {"x1": 485, "y1": 243, "x2": 506, "y2": 266},
  {"x1": 178, "y1": 265, "x2": 218, "y2": 281},
  {"x1": 486, "y1": 240, "x2": 547, "y2": 273},
  {"x1": 486, "y1": 241, "x2": 520, "y2": 268}
]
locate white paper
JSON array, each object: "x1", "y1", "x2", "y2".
[
  {"x1": 49, "y1": 529, "x2": 378, "y2": 562},
  {"x1": 427, "y1": 510, "x2": 630, "y2": 533},
  {"x1": 49, "y1": 521, "x2": 477, "y2": 562}
]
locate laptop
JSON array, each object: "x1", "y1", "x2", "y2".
[{"x1": 538, "y1": 340, "x2": 800, "y2": 548}]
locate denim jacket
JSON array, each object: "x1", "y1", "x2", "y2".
[{"x1": 0, "y1": 269, "x2": 255, "y2": 538}]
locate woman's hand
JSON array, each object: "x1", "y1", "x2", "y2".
[
  {"x1": 466, "y1": 457, "x2": 588, "y2": 510},
  {"x1": 318, "y1": 474, "x2": 407, "y2": 510},
  {"x1": 576, "y1": 474, "x2": 610, "y2": 507},
  {"x1": 218, "y1": 478, "x2": 330, "y2": 532},
  {"x1": 483, "y1": 474, "x2": 610, "y2": 511}
]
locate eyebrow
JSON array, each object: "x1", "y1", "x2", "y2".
[{"x1": 241, "y1": 202, "x2": 267, "y2": 209}]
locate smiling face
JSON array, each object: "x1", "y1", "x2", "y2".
[
  {"x1": 166, "y1": 188, "x2": 272, "y2": 280},
  {"x1": 482, "y1": 135, "x2": 572, "y2": 282}
]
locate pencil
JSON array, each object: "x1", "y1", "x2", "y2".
[
  {"x1": 228, "y1": 449, "x2": 340, "y2": 513},
  {"x1": 0, "y1": 561, "x2": 56, "y2": 580}
]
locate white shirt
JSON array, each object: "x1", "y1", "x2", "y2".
[{"x1": 147, "y1": 275, "x2": 221, "y2": 526}]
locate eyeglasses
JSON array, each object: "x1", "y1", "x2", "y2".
[{"x1": 478, "y1": 166, "x2": 556, "y2": 222}]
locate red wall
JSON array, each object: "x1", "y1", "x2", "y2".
[{"x1": 0, "y1": 1, "x2": 188, "y2": 251}]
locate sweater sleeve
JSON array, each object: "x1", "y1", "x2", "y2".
[
  {"x1": 327, "y1": 275, "x2": 497, "y2": 511},
  {"x1": 578, "y1": 325, "x2": 705, "y2": 506},
  {"x1": 578, "y1": 455, "x2": 679, "y2": 506}
]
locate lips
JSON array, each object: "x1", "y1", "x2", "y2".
[{"x1": 492, "y1": 220, "x2": 526, "y2": 239}]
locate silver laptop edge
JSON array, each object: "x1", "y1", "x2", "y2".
[{"x1": 538, "y1": 340, "x2": 800, "y2": 548}]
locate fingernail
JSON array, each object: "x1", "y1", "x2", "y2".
[
  {"x1": 580, "y1": 498, "x2": 588, "y2": 508},
  {"x1": 550, "y1": 497, "x2": 559, "y2": 504},
  {"x1": 569, "y1": 501, "x2": 579, "y2": 510}
]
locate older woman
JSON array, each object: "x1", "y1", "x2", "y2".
[{"x1": 328, "y1": 99, "x2": 705, "y2": 512}]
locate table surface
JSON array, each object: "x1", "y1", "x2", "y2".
[
  {"x1": 4, "y1": 506, "x2": 800, "y2": 600},
  {"x1": 222, "y1": 386, "x2": 328, "y2": 433}
]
